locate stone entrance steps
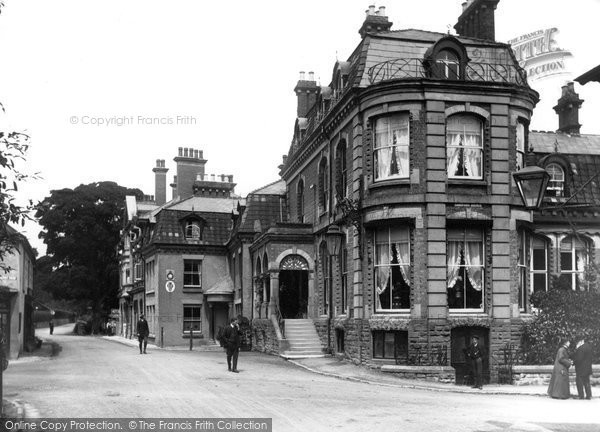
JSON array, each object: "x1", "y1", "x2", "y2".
[{"x1": 280, "y1": 319, "x2": 326, "y2": 359}]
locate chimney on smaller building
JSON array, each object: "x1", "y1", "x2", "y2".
[
  {"x1": 152, "y1": 159, "x2": 169, "y2": 206},
  {"x1": 454, "y1": 0, "x2": 499, "y2": 41},
  {"x1": 553, "y1": 82, "x2": 584, "y2": 135},
  {"x1": 294, "y1": 71, "x2": 319, "y2": 118},
  {"x1": 358, "y1": 5, "x2": 393, "y2": 39}
]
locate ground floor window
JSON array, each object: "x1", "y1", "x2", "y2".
[
  {"x1": 531, "y1": 236, "x2": 548, "y2": 294},
  {"x1": 447, "y1": 227, "x2": 484, "y2": 310},
  {"x1": 374, "y1": 227, "x2": 411, "y2": 311},
  {"x1": 372, "y1": 330, "x2": 408, "y2": 362},
  {"x1": 183, "y1": 305, "x2": 201, "y2": 333}
]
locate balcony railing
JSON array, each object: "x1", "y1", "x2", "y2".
[{"x1": 368, "y1": 58, "x2": 528, "y2": 87}]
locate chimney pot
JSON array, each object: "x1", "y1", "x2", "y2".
[
  {"x1": 194, "y1": 149, "x2": 199, "y2": 159},
  {"x1": 228, "y1": 175, "x2": 233, "y2": 183},
  {"x1": 211, "y1": 174, "x2": 215, "y2": 181},
  {"x1": 369, "y1": 5, "x2": 376, "y2": 15},
  {"x1": 299, "y1": 71, "x2": 305, "y2": 80},
  {"x1": 178, "y1": 147, "x2": 183, "y2": 156},
  {"x1": 308, "y1": 71, "x2": 315, "y2": 81},
  {"x1": 379, "y1": 6, "x2": 386, "y2": 16}
]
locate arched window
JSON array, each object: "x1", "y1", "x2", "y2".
[
  {"x1": 185, "y1": 220, "x2": 202, "y2": 239},
  {"x1": 335, "y1": 141, "x2": 347, "y2": 199},
  {"x1": 435, "y1": 49, "x2": 460, "y2": 79},
  {"x1": 318, "y1": 157, "x2": 329, "y2": 213},
  {"x1": 559, "y1": 236, "x2": 589, "y2": 291},
  {"x1": 297, "y1": 178, "x2": 305, "y2": 223},
  {"x1": 447, "y1": 114, "x2": 484, "y2": 179},
  {"x1": 546, "y1": 163, "x2": 565, "y2": 197}
]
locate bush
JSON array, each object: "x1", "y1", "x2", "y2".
[{"x1": 521, "y1": 289, "x2": 600, "y2": 364}]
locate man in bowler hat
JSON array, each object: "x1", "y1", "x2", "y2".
[
  {"x1": 573, "y1": 335, "x2": 593, "y2": 399},
  {"x1": 223, "y1": 317, "x2": 241, "y2": 372},
  {"x1": 467, "y1": 335, "x2": 485, "y2": 389}
]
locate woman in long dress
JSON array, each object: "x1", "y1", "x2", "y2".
[{"x1": 547, "y1": 340, "x2": 572, "y2": 399}]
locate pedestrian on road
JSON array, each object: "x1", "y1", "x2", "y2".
[
  {"x1": 49, "y1": 319, "x2": 54, "y2": 335},
  {"x1": 223, "y1": 317, "x2": 241, "y2": 373},
  {"x1": 137, "y1": 314, "x2": 150, "y2": 354},
  {"x1": 572, "y1": 335, "x2": 593, "y2": 400},
  {"x1": 547, "y1": 339, "x2": 572, "y2": 399},
  {"x1": 466, "y1": 335, "x2": 484, "y2": 389}
]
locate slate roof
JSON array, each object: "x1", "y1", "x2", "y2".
[
  {"x1": 204, "y1": 272, "x2": 234, "y2": 295},
  {"x1": 151, "y1": 209, "x2": 233, "y2": 246},
  {"x1": 231, "y1": 180, "x2": 287, "y2": 236},
  {"x1": 530, "y1": 132, "x2": 600, "y2": 206},
  {"x1": 530, "y1": 132, "x2": 600, "y2": 155},
  {"x1": 165, "y1": 196, "x2": 239, "y2": 213}
]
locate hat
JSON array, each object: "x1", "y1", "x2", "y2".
[{"x1": 472, "y1": 335, "x2": 480, "y2": 340}]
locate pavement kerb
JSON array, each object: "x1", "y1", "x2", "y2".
[{"x1": 286, "y1": 359, "x2": 547, "y2": 397}]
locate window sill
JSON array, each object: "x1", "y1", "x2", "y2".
[
  {"x1": 447, "y1": 179, "x2": 487, "y2": 187},
  {"x1": 182, "y1": 333, "x2": 204, "y2": 339},
  {"x1": 182, "y1": 287, "x2": 202, "y2": 293},
  {"x1": 369, "y1": 179, "x2": 410, "y2": 190},
  {"x1": 448, "y1": 311, "x2": 487, "y2": 316},
  {"x1": 374, "y1": 310, "x2": 411, "y2": 315}
]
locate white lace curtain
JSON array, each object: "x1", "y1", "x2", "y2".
[
  {"x1": 374, "y1": 114, "x2": 409, "y2": 180},
  {"x1": 447, "y1": 115, "x2": 482, "y2": 178},
  {"x1": 375, "y1": 228, "x2": 410, "y2": 309}
]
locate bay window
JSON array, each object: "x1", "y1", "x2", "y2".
[
  {"x1": 373, "y1": 114, "x2": 409, "y2": 181},
  {"x1": 447, "y1": 114, "x2": 484, "y2": 179},
  {"x1": 374, "y1": 227, "x2": 411, "y2": 311},
  {"x1": 447, "y1": 228, "x2": 484, "y2": 310}
]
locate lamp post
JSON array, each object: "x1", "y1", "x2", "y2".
[
  {"x1": 512, "y1": 166, "x2": 550, "y2": 210},
  {"x1": 325, "y1": 225, "x2": 343, "y2": 353}
]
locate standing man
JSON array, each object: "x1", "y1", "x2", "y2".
[
  {"x1": 467, "y1": 335, "x2": 485, "y2": 389},
  {"x1": 49, "y1": 319, "x2": 54, "y2": 335},
  {"x1": 223, "y1": 317, "x2": 241, "y2": 373},
  {"x1": 136, "y1": 314, "x2": 150, "y2": 354},
  {"x1": 573, "y1": 335, "x2": 593, "y2": 400}
]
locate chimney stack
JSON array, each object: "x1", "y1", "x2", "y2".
[
  {"x1": 454, "y1": 0, "x2": 499, "y2": 41},
  {"x1": 294, "y1": 70, "x2": 319, "y2": 118},
  {"x1": 553, "y1": 82, "x2": 584, "y2": 135},
  {"x1": 358, "y1": 4, "x2": 392, "y2": 39},
  {"x1": 173, "y1": 147, "x2": 207, "y2": 200},
  {"x1": 152, "y1": 159, "x2": 169, "y2": 206}
]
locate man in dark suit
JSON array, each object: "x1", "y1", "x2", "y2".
[
  {"x1": 136, "y1": 314, "x2": 150, "y2": 354},
  {"x1": 573, "y1": 335, "x2": 593, "y2": 400},
  {"x1": 223, "y1": 317, "x2": 241, "y2": 373},
  {"x1": 466, "y1": 335, "x2": 485, "y2": 389}
]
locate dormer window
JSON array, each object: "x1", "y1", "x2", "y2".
[
  {"x1": 185, "y1": 221, "x2": 202, "y2": 239},
  {"x1": 546, "y1": 163, "x2": 565, "y2": 197},
  {"x1": 435, "y1": 49, "x2": 459, "y2": 79},
  {"x1": 424, "y1": 36, "x2": 469, "y2": 81}
]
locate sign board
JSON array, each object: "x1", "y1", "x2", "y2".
[
  {"x1": 508, "y1": 28, "x2": 573, "y2": 82},
  {"x1": 165, "y1": 280, "x2": 175, "y2": 293}
]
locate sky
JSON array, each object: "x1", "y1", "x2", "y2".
[{"x1": 0, "y1": 0, "x2": 599, "y2": 255}]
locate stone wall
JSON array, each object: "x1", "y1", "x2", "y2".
[
  {"x1": 251, "y1": 319, "x2": 281, "y2": 355},
  {"x1": 512, "y1": 365, "x2": 600, "y2": 386},
  {"x1": 381, "y1": 365, "x2": 455, "y2": 383}
]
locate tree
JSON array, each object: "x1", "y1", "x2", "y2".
[
  {"x1": 520, "y1": 288, "x2": 600, "y2": 364},
  {"x1": 35, "y1": 182, "x2": 142, "y2": 331},
  {"x1": 0, "y1": 103, "x2": 38, "y2": 272}
]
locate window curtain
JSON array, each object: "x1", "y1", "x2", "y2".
[
  {"x1": 392, "y1": 241, "x2": 410, "y2": 287},
  {"x1": 375, "y1": 242, "x2": 391, "y2": 309},
  {"x1": 463, "y1": 134, "x2": 482, "y2": 178},
  {"x1": 464, "y1": 241, "x2": 483, "y2": 291},
  {"x1": 392, "y1": 128, "x2": 409, "y2": 177},
  {"x1": 447, "y1": 133, "x2": 461, "y2": 176},
  {"x1": 375, "y1": 115, "x2": 409, "y2": 179},
  {"x1": 576, "y1": 248, "x2": 587, "y2": 286},
  {"x1": 447, "y1": 241, "x2": 461, "y2": 288}
]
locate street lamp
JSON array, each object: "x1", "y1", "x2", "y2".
[
  {"x1": 325, "y1": 225, "x2": 343, "y2": 353},
  {"x1": 512, "y1": 166, "x2": 550, "y2": 210}
]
